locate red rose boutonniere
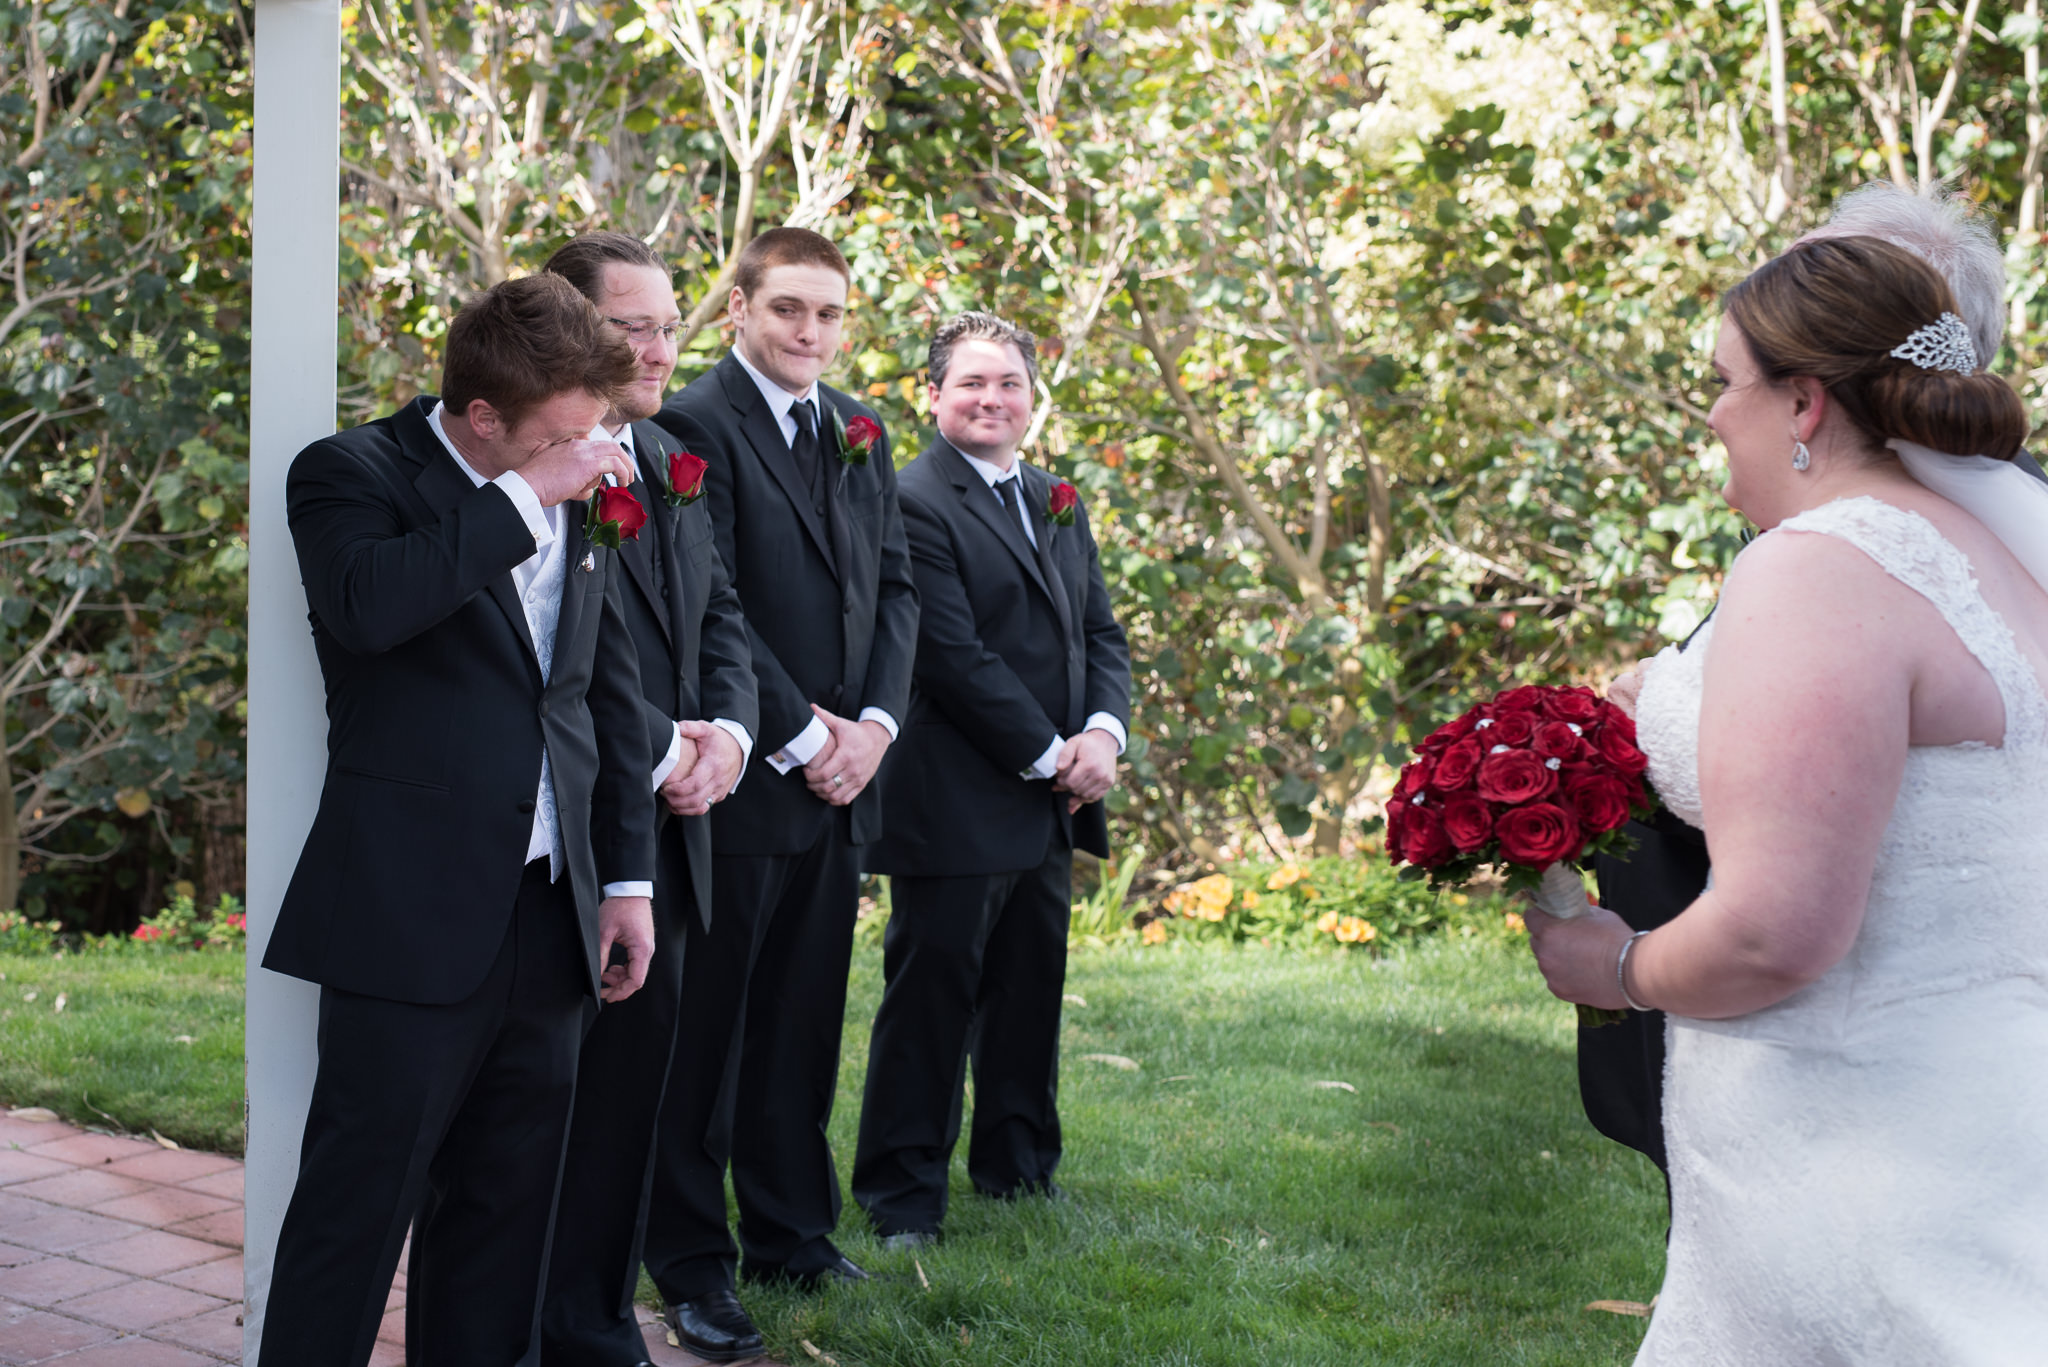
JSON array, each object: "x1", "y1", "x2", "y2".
[
  {"x1": 664, "y1": 449, "x2": 708, "y2": 508},
  {"x1": 834, "y1": 410, "x2": 882, "y2": 466},
  {"x1": 1048, "y1": 480, "x2": 1079, "y2": 527},
  {"x1": 584, "y1": 482, "x2": 648, "y2": 551}
]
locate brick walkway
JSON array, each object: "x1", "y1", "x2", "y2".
[{"x1": 0, "y1": 1108, "x2": 773, "y2": 1366}]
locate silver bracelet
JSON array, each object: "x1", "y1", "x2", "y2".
[{"x1": 1616, "y1": 930, "x2": 1653, "y2": 1013}]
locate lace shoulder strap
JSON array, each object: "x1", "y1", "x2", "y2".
[{"x1": 1776, "y1": 497, "x2": 2047, "y2": 748}]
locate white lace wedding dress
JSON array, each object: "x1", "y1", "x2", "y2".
[{"x1": 1631, "y1": 497, "x2": 2048, "y2": 1365}]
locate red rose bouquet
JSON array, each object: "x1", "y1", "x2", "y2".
[{"x1": 1386, "y1": 683, "x2": 1655, "y2": 1022}]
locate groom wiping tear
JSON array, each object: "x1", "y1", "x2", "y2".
[{"x1": 260, "y1": 275, "x2": 659, "y2": 1367}]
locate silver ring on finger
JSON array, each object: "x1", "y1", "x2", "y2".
[{"x1": 831, "y1": 773, "x2": 845, "y2": 788}]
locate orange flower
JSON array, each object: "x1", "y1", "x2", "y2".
[
  {"x1": 1141, "y1": 919, "x2": 1169, "y2": 945},
  {"x1": 1239, "y1": 890, "x2": 1261, "y2": 910},
  {"x1": 1504, "y1": 911, "x2": 1527, "y2": 934},
  {"x1": 1334, "y1": 917, "x2": 1376, "y2": 943},
  {"x1": 1315, "y1": 910, "x2": 1341, "y2": 934},
  {"x1": 1265, "y1": 864, "x2": 1306, "y2": 891}
]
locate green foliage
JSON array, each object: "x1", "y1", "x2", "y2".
[
  {"x1": 1, "y1": 0, "x2": 251, "y2": 927},
  {"x1": 1142, "y1": 855, "x2": 1526, "y2": 950},
  {"x1": 0, "y1": 911, "x2": 63, "y2": 957},
  {"x1": 124, "y1": 891, "x2": 245, "y2": 950}
]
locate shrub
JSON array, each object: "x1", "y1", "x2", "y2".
[
  {"x1": 0, "y1": 911, "x2": 63, "y2": 956},
  {"x1": 1138, "y1": 854, "x2": 1520, "y2": 951},
  {"x1": 128, "y1": 894, "x2": 247, "y2": 952}
]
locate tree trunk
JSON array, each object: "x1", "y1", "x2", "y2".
[{"x1": 0, "y1": 700, "x2": 19, "y2": 913}]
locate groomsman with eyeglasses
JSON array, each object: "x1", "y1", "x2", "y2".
[
  {"x1": 537, "y1": 232, "x2": 759, "y2": 1367},
  {"x1": 852, "y1": 311, "x2": 1131, "y2": 1247},
  {"x1": 643, "y1": 226, "x2": 918, "y2": 1362}
]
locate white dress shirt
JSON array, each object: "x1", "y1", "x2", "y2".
[
  {"x1": 950, "y1": 440, "x2": 1128, "y2": 781},
  {"x1": 597, "y1": 420, "x2": 755, "y2": 794},
  {"x1": 729, "y1": 345, "x2": 901, "y2": 773},
  {"x1": 427, "y1": 402, "x2": 650, "y2": 900}
]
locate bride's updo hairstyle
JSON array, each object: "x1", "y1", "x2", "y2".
[{"x1": 1723, "y1": 235, "x2": 2028, "y2": 462}]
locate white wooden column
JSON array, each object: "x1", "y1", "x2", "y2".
[{"x1": 245, "y1": 0, "x2": 340, "y2": 1358}]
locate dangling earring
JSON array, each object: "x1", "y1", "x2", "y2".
[{"x1": 1792, "y1": 438, "x2": 1812, "y2": 472}]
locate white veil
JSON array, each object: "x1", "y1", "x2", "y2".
[{"x1": 1892, "y1": 440, "x2": 2048, "y2": 596}]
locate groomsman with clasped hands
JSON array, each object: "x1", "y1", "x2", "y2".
[
  {"x1": 854, "y1": 311, "x2": 1131, "y2": 1245},
  {"x1": 260, "y1": 274, "x2": 658, "y2": 1367},
  {"x1": 643, "y1": 226, "x2": 919, "y2": 1361},
  {"x1": 537, "y1": 232, "x2": 761, "y2": 1367}
]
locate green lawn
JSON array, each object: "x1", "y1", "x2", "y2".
[
  {"x1": 680, "y1": 935, "x2": 1666, "y2": 1365},
  {"x1": 0, "y1": 934, "x2": 1666, "y2": 1363},
  {"x1": 0, "y1": 948, "x2": 245, "y2": 1153}
]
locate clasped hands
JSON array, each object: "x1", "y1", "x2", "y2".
[
  {"x1": 659, "y1": 720, "x2": 744, "y2": 817},
  {"x1": 1052, "y1": 727, "x2": 1119, "y2": 814},
  {"x1": 803, "y1": 705, "x2": 891, "y2": 806}
]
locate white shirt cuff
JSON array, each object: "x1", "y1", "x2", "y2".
[
  {"x1": 651, "y1": 723, "x2": 685, "y2": 789},
  {"x1": 492, "y1": 470, "x2": 552, "y2": 546},
  {"x1": 1083, "y1": 713, "x2": 1128, "y2": 754},
  {"x1": 1024, "y1": 735, "x2": 1065, "y2": 781},
  {"x1": 858, "y1": 707, "x2": 900, "y2": 740},
  {"x1": 601, "y1": 882, "x2": 652, "y2": 899},
  {"x1": 711, "y1": 718, "x2": 754, "y2": 794},
  {"x1": 767, "y1": 714, "x2": 831, "y2": 774}
]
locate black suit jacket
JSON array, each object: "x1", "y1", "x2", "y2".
[
  {"x1": 651, "y1": 352, "x2": 918, "y2": 855},
  {"x1": 268, "y1": 396, "x2": 656, "y2": 1005},
  {"x1": 610, "y1": 419, "x2": 759, "y2": 929},
  {"x1": 866, "y1": 440, "x2": 1132, "y2": 877}
]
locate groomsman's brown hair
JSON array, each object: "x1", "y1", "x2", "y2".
[
  {"x1": 441, "y1": 273, "x2": 637, "y2": 429},
  {"x1": 929, "y1": 312, "x2": 1040, "y2": 390},
  {"x1": 734, "y1": 227, "x2": 849, "y2": 298},
  {"x1": 543, "y1": 231, "x2": 671, "y2": 305}
]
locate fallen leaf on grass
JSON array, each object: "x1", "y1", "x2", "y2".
[
  {"x1": 6, "y1": 1107, "x2": 58, "y2": 1123},
  {"x1": 52, "y1": 993, "x2": 65, "y2": 1013},
  {"x1": 1078, "y1": 1053, "x2": 1140, "y2": 1071},
  {"x1": 1159, "y1": 1075, "x2": 1196, "y2": 1083},
  {"x1": 173, "y1": 1035, "x2": 194, "y2": 1045},
  {"x1": 1062, "y1": 993, "x2": 1087, "y2": 1007},
  {"x1": 1586, "y1": 1299, "x2": 1654, "y2": 1318},
  {"x1": 1312, "y1": 1080, "x2": 1357, "y2": 1093},
  {"x1": 150, "y1": 1129, "x2": 180, "y2": 1150},
  {"x1": 21, "y1": 991, "x2": 35, "y2": 1003},
  {"x1": 914, "y1": 1256, "x2": 930, "y2": 1291},
  {"x1": 800, "y1": 1339, "x2": 840, "y2": 1365},
  {"x1": 959, "y1": 1326, "x2": 973, "y2": 1347},
  {"x1": 1365, "y1": 1121, "x2": 1403, "y2": 1134}
]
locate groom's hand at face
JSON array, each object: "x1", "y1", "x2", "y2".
[
  {"x1": 520, "y1": 437, "x2": 636, "y2": 508},
  {"x1": 596, "y1": 894, "x2": 655, "y2": 1003}
]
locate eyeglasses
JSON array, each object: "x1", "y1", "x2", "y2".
[{"x1": 605, "y1": 317, "x2": 682, "y2": 344}]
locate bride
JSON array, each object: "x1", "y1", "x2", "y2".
[{"x1": 1527, "y1": 234, "x2": 2048, "y2": 1362}]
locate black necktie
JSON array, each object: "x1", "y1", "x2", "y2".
[
  {"x1": 997, "y1": 475, "x2": 1033, "y2": 547},
  {"x1": 791, "y1": 398, "x2": 822, "y2": 494}
]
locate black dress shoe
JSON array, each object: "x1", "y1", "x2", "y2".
[
  {"x1": 879, "y1": 1229, "x2": 940, "y2": 1251},
  {"x1": 664, "y1": 1290, "x2": 765, "y2": 1363},
  {"x1": 742, "y1": 1251, "x2": 870, "y2": 1290}
]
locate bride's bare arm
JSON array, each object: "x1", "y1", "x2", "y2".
[{"x1": 1626, "y1": 530, "x2": 1911, "y2": 1018}]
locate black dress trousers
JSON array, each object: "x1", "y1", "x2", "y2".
[
  {"x1": 539, "y1": 823, "x2": 692, "y2": 1364},
  {"x1": 1583, "y1": 810, "x2": 1712, "y2": 1181},
  {"x1": 259, "y1": 859, "x2": 588, "y2": 1367},
  {"x1": 852, "y1": 840, "x2": 1074, "y2": 1236},
  {"x1": 640, "y1": 821, "x2": 862, "y2": 1299}
]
